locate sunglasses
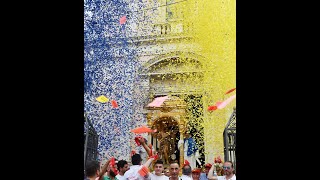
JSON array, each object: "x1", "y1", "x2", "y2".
[{"x1": 223, "y1": 166, "x2": 231, "y2": 170}]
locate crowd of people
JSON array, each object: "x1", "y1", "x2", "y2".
[{"x1": 85, "y1": 137, "x2": 236, "y2": 180}]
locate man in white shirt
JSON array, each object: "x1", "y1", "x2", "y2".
[
  {"x1": 116, "y1": 160, "x2": 130, "y2": 180},
  {"x1": 149, "y1": 160, "x2": 169, "y2": 180},
  {"x1": 169, "y1": 162, "x2": 181, "y2": 180},
  {"x1": 207, "y1": 161, "x2": 236, "y2": 180},
  {"x1": 124, "y1": 154, "x2": 155, "y2": 180},
  {"x1": 180, "y1": 164, "x2": 192, "y2": 180}
]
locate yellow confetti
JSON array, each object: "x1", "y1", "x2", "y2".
[{"x1": 96, "y1": 95, "x2": 109, "y2": 103}]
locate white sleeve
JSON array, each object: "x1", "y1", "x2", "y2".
[
  {"x1": 217, "y1": 176, "x2": 224, "y2": 180},
  {"x1": 195, "y1": 151, "x2": 200, "y2": 157},
  {"x1": 178, "y1": 140, "x2": 184, "y2": 148}
]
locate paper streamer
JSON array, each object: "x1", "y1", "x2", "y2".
[
  {"x1": 147, "y1": 96, "x2": 168, "y2": 107},
  {"x1": 217, "y1": 95, "x2": 236, "y2": 109},
  {"x1": 225, "y1": 88, "x2": 236, "y2": 94}
]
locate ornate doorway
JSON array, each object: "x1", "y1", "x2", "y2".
[{"x1": 145, "y1": 95, "x2": 187, "y2": 167}]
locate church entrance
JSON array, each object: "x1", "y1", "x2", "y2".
[
  {"x1": 145, "y1": 94, "x2": 205, "y2": 168},
  {"x1": 151, "y1": 117, "x2": 180, "y2": 166}
]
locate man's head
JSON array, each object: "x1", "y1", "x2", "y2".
[
  {"x1": 132, "y1": 154, "x2": 142, "y2": 165},
  {"x1": 169, "y1": 162, "x2": 180, "y2": 179},
  {"x1": 182, "y1": 164, "x2": 192, "y2": 176},
  {"x1": 204, "y1": 163, "x2": 212, "y2": 175},
  {"x1": 105, "y1": 163, "x2": 117, "y2": 178},
  {"x1": 154, "y1": 160, "x2": 165, "y2": 176},
  {"x1": 222, "y1": 161, "x2": 234, "y2": 176},
  {"x1": 85, "y1": 160, "x2": 100, "y2": 178},
  {"x1": 191, "y1": 168, "x2": 201, "y2": 180},
  {"x1": 117, "y1": 160, "x2": 129, "y2": 175}
]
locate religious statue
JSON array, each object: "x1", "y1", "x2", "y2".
[
  {"x1": 178, "y1": 132, "x2": 200, "y2": 169},
  {"x1": 157, "y1": 131, "x2": 171, "y2": 164}
]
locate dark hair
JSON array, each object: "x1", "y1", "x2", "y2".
[
  {"x1": 85, "y1": 160, "x2": 100, "y2": 177},
  {"x1": 154, "y1": 159, "x2": 164, "y2": 166},
  {"x1": 182, "y1": 165, "x2": 192, "y2": 175},
  {"x1": 117, "y1": 160, "x2": 128, "y2": 171},
  {"x1": 170, "y1": 161, "x2": 180, "y2": 167},
  {"x1": 132, "y1": 154, "x2": 142, "y2": 165},
  {"x1": 225, "y1": 161, "x2": 234, "y2": 168},
  {"x1": 225, "y1": 161, "x2": 235, "y2": 174}
]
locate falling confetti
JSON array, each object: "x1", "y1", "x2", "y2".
[
  {"x1": 111, "y1": 100, "x2": 118, "y2": 108},
  {"x1": 84, "y1": 0, "x2": 236, "y2": 164},
  {"x1": 147, "y1": 96, "x2": 169, "y2": 107},
  {"x1": 96, "y1": 95, "x2": 109, "y2": 103},
  {"x1": 119, "y1": 15, "x2": 127, "y2": 24},
  {"x1": 131, "y1": 126, "x2": 157, "y2": 134},
  {"x1": 208, "y1": 105, "x2": 217, "y2": 111}
]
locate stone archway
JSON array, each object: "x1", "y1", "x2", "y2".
[{"x1": 138, "y1": 51, "x2": 206, "y2": 167}]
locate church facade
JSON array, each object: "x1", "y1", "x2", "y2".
[{"x1": 84, "y1": 0, "x2": 235, "y2": 166}]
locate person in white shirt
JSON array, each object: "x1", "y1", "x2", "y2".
[
  {"x1": 149, "y1": 160, "x2": 169, "y2": 180},
  {"x1": 207, "y1": 161, "x2": 236, "y2": 180},
  {"x1": 181, "y1": 164, "x2": 192, "y2": 180},
  {"x1": 169, "y1": 162, "x2": 181, "y2": 180},
  {"x1": 116, "y1": 160, "x2": 130, "y2": 180},
  {"x1": 124, "y1": 154, "x2": 155, "y2": 180}
]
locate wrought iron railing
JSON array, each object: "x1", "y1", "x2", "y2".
[
  {"x1": 84, "y1": 114, "x2": 99, "y2": 168},
  {"x1": 223, "y1": 107, "x2": 236, "y2": 170}
]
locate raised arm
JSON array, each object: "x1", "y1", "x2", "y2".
[
  {"x1": 143, "y1": 157, "x2": 155, "y2": 168},
  {"x1": 98, "y1": 159, "x2": 111, "y2": 180},
  {"x1": 207, "y1": 163, "x2": 218, "y2": 180},
  {"x1": 138, "y1": 157, "x2": 155, "y2": 179},
  {"x1": 138, "y1": 137, "x2": 152, "y2": 156}
]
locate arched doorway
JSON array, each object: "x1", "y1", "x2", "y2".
[
  {"x1": 140, "y1": 52, "x2": 206, "y2": 167},
  {"x1": 145, "y1": 95, "x2": 187, "y2": 167}
]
